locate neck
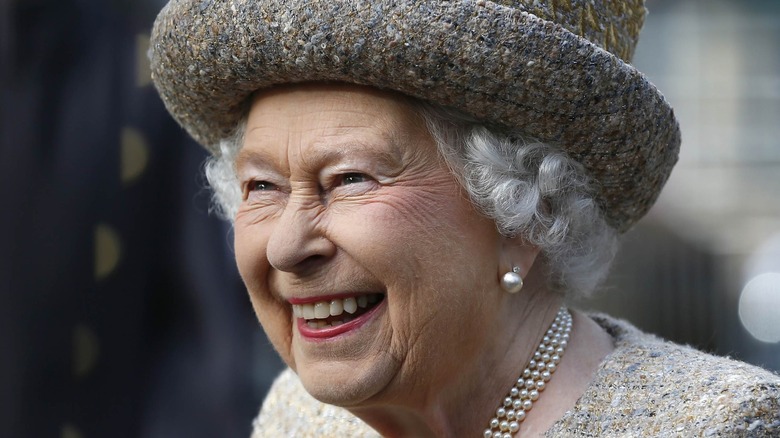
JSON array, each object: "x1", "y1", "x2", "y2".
[{"x1": 349, "y1": 284, "x2": 565, "y2": 437}]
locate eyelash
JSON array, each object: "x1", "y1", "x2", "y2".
[
  {"x1": 247, "y1": 180, "x2": 277, "y2": 192},
  {"x1": 243, "y1": 172, "x2": 373, "y2": 199},
  {"x1": 337, "y1": 173, "x2": 369, "y2": 186}
]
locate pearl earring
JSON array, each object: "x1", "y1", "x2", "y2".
[{"x1": 501, "y1": 266, "x2": 523, "y2": 294}]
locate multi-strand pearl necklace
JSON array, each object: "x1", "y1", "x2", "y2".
[{"x1": 483, "y1": 307, "x2": 573, "y2": 438}]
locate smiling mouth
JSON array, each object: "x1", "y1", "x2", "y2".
[{"x1": 292, "y1": 293, "x2": 385, "y2": 329}]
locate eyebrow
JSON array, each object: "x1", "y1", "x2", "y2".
[
  {"x1": 306, "y1": 140, "x2": 402, "y2": 168},
  {"x1": 235, "y1": 139, "x2": 404, "y2": 174},
  {"x1": 235, "y1": 148, "x2": 275, "y2": 170}
]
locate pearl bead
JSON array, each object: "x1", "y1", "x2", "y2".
[
  {"x1": 500, "y1": 271, "x2": 523, "y2": 293},
  {"x1": 482, "y1": 308, "x2": 571, "y2": 437}
]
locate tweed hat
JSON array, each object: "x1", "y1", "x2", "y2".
[{"x1": 150, "y1": 0, "x2": 680, "y2": 232}]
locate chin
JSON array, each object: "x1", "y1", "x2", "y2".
[{"x1": 295, "y1": 355, "x2": 398, "y2": 407}]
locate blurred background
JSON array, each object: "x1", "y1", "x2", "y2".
[
  {"x1": 1, "y1": 0, "x2": 778, "y2": 437},
  {"x1": 579, "y1": 0, "x2": 780, "y2": 372}
]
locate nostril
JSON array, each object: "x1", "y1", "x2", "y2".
[{"x1": 295, "y1": 254, "x2": 331, "y2": 274}]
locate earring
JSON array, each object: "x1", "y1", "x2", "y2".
[{"x1": 501, "y1": 266, "x2": 523, "y2": 294}]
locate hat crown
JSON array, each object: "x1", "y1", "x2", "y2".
[
  {"x1": 150, "y1": 0, "x2": 679, "y2": 232},
  {"x1": 495, "y1": 0, "x2": 646, "y2": 61}
]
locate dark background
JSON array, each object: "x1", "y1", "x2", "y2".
[{"x1": 2, "y1": 0, "x2": 778, "y2": 437}]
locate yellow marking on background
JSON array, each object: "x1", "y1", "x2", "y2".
[
  {"x1": 120, "y1": 127, "x2": 149, "y2": 185},
  {"x1": 94, "y1": 224, "x2": 121, "y2": 280},
  {"x1": 73, "y1": 324, "x2": 100, "y2": 378},
  {"x1": 61, "y1": 424, "x2": 84, "y2": 438},
  {"x1": 136, "y1": 33, "x2": 152, "y2": 87}
]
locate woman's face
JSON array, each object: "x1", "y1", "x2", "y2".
[{"x1": 234, "y1": 84, "x2": 505, "y2": 406}]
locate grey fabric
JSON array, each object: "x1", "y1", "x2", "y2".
[{"x1": 253, "y1": 315, "x2": 780, "y2": 437}]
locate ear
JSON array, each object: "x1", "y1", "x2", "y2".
[{"x1": 499, "y1": 235, "x2": 541, "y2": 280}]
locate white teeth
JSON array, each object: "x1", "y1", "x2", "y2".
[
  {"x1": 314, "y1": 302, "x2": 330, "y2": 319},
  {"x1": 329, "y1": 299, "x2": 343, "y2": 316},
  {"x1": 343, "y1": 297, "x2": 358, "y2": 314},
  {"x1": 291, "y1": 294, "x2": 382, "y2": 321}
]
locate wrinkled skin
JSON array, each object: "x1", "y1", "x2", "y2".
[{"x1": 233, "y1": 84, "x2": 580, "y2": 436}]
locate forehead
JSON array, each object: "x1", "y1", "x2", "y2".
[
  {"x1": 249, "y1": 84, "x2": 419, "y2": 135},
  {"x1": 238, "y1": 84, "x2": 427, "y2": 166}
]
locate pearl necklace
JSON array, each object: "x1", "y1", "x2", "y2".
[{"x1": 483, "y1": 307, "x2": 573, "y2": 438}]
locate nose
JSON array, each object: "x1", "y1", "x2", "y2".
[{"x1": 266, "y1": 197, "x2": 336, "y2": 273}]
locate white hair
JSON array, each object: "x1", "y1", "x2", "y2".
[
  {"x1": 417, "y1": 104, "x2": 618, "y2": 298},
  {"x1": 204, "y1": 101, "x2": 617, "y2": 298}
]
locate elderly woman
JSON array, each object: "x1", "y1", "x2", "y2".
[{"x1": 150, "y1": 0, "x2": 780, "y2": 436}]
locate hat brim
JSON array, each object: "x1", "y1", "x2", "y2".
[{"x1": 150, "y1": 0, "x2": 680, "y2": 232}]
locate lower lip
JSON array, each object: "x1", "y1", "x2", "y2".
[{"x1": 296, "y1": 298, "x2": 386, "y2": 340}]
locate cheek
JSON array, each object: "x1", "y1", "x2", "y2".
[
  {"x1": 330, "y1": 183, "x2": 498, "y2": 345},
  {"x1": 341, "y1": 184, "x2": 485, "y2": 264},
  {"x1": 332, "y1": 183, "x2": 493, "y2": 304},
  {"x1": 233, "y1": 216, "x2": 295, "y2": 364},
  {"x1": 233, "y1": 216, "x2": 269, "y2": 293}
]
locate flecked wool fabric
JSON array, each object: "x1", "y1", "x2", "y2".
[
  {"x1": 149, "y1": 0, "x2": 681, "y2": 232},
  {"x1": 252, "y1": 315, "x2": 780, "y2": 437}
]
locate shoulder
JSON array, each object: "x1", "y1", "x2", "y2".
[
  {"x1": 251, "y1": 368, "x2": 379, "y2": 438},
  {"x1": 549, "y1": 315, "x2": 780, "y2": 437}
]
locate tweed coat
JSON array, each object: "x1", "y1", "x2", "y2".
[{"x1": 252, "y1": 315, "x2": 780, "y2": 437}]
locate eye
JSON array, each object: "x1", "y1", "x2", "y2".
[
  {"x1": 248, "y1": 180, "x2": 278, "y2": 192},
  {"x1": 339, "y1": 173, "x2": 370, "y2": 185}
]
